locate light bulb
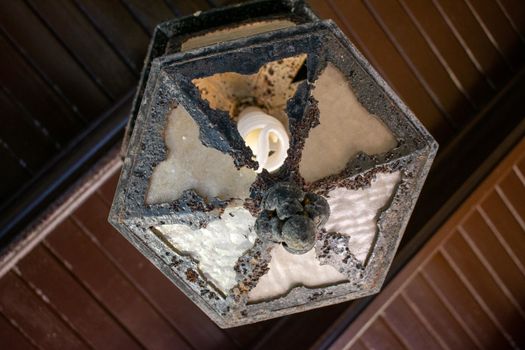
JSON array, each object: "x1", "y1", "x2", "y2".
[{"x1": 237, "y1": 107, "x2": 289, "y2": 173}]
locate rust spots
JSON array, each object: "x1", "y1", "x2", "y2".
[{"x1": 186, "y1": 268, "x2": 199, "y2": 283}]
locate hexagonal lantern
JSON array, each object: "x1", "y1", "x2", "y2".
[{"x1": 109, "y1": 0, "x2": 437, "y2": 327}]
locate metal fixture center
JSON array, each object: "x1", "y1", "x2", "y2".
[{"x1": 255, "y1": 182, "x2": 330, "y2": 254}]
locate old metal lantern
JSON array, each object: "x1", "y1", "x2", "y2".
[{"x1": 109, "y1": 0, "x2": 437, "y2": 327}]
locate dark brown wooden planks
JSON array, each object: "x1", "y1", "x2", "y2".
[
  {"x1": 364, "y1": 0, "x2": 475, "y2": 127},
  {"x1": 224, "y1": 319, "x2": 277, "y2": 349},
  {"x1": 461, "y1": 211, "x2": 525, "y2": 312},
  {"x1": 45, "y1": 219, "x2": 192, "y2": 349},
  {"x1": 433, "y1": 0, "x2": 512, "y2": 89},
  {"x1": 424, "y1": 252, "x2": 511, "y2": 348},
  {"x1": 465, "y1": 0, "x2": 525, "y2": 71},
  {"x1": 400, "y1": 0, "x2": 494, "y2": 110},
  {"x1": 0, "y1": 33, "x2": 82, "y2": 146},
  {"x1": 0, "y1": 145, "x2": 32, "y2": 200},
  {"x1": 360, "y1": 317, "x2": 406, "y2": 350},
  {"x1": 498, "y1": 169, "x2": 525, "y2": 220},
  {"x1": 382, "y1": 294, "x2": 443, "y2": 350},
  {"x1": 0, "y1": 89, "x2": 56, "y2": 172},
  {"x1": 0, "y1": 312, "x2": 36, "y2": 350},
  {"x1": 0, "y1": 1, "x2": 111, "y2": 122},
  {"x1": 497, "y1": 0, "x2": 525, "y2": 41},
  {"x1": 97, "y1": 171, "x2": 121, "y2": 205},
  {"x1": 0, "y1": 272, "x2": 89, "y2": 349},
  {"x1": 403, "y1": 273, "x2": 479, "y2": 349},
  {"x1": 444, "y1": 232, "x2": 525, "y2": 346},
  {"x1": 27, "y1": 0, "x2": 136, "y2": 100},
  {"x1": 122, "y1": 0, "x2": 177, "y2": 35},
  {"x1": 479, "y1": 191, "x2": 525, "y2": 269},
  {"x1": 73, "y1": 0, "x2": 150, "y2": 74},
  {"x1": 16, "y1": 245, "x2": 143, "y2": 350}
]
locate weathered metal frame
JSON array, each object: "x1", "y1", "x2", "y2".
[{"x1": 110, "y1": 14, "x2": 436, "y2": 327}]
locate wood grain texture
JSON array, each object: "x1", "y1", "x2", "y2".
[
  {"x1": 433, "y1": 0, "x2": 512, "y2": 89},
  {"x1": 17, "y1": 245, "x2": 142, "y2": 350},
  {"x1": 365, "y1": 0, "x2": 475, "y2": 127},
  {"x1": 45, "y1": 219, "x2": 192, "y2": 350},
  {"x1": 400, "y1": 0, "x2": 494, "y2": 109},
  {"x1": 0, "y1": 33, "x2": 83, "y2": 146},
  {"x1": 27, "y1": 0, "x2": 136, "y2": 100},
  {"x1": 382, "y1": 294, "x2": 443, "y2": 350},
  {"x1": 73, "y1": 0, "x2": 150, "y2": 74},
  {"x1": 0, "y1": 272, "x2": 89, "y2": 349},
  {"x1": 0, "y1": 1, "x2": 112, "y2": 121},
  {"x1": 0, "y1": 312, "x2": 37, "y2": 350}
]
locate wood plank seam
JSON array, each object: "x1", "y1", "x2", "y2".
[
  {"x1": 513, "y1": 164, "x2": 525, "y2": 185},
  {"x1": 0, "y1": 84, "x2": 61, "y2": 150},
  {"x1": 0, "y1": 26, "x2": 88, "y2": 126},
  {"x1": 23, "y1": 0, "x2": 115, "y2": 101},
  {"x1": 397, "y1": 0, "x2": 480, "y2": 111},
  {"x1": 495, "y1": 0, "x2": 525, "y2": 44},
  {"x1": 95, "y1": 190, "x2": 112, "y2": 207},
  {"x1": 377, "y1": 315, "x2": 412, "y2": 350},
  {"x1": 72, "y1": 0, "x2": 141, "y2": 77},
  {"x1": 494, "y1": 185, "x2": 525, "y2": 230},
  {"x1": 325, "y1": 0, "x2": 394, "y2": 84},
  {"x1": 476, "y1": 206, "x2": 525, "y2": 277},
  {"x1": 431, "y1": 0, "x2": 497, "y2": 90},
  {"x1": 0, "y1": 309, "x2": 40, "y2": 349},
  {"x1": 438, "y1": 247, "x2": 517, "y2": 348},
  {"x1": 0, "y1": 137, "x2": 33, "y2": 174},
  {"x1": 463, "y1": 0, "x2": 515, "y2": 72},
  {"x1": 69, "y1": 216, "x2": 196, "y2": 350},
  {"x1": 362, "y1": 0, "x2": 459, "y2": 130},
  {"x1": 399, "y1": 291, "x2": 449, "y2": 350},
  {"x1": 10, "y1": 267, "x2": 95, "y2": 349},
  {"x1": 419, "y1": 269, "x2": 484, "y2": 349},
  {"x1": 334, "y1": 248, "x2": 437, "y2": 349},
  {"x1": 40, "y1": 241, "x2": 146, "y2": 349},
  {"x1": 119, "y1": 0, "x2": 152, "y2": 38},
  {"x1": 457, "y1": 225, "x2": 525, "y2": 319}
]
